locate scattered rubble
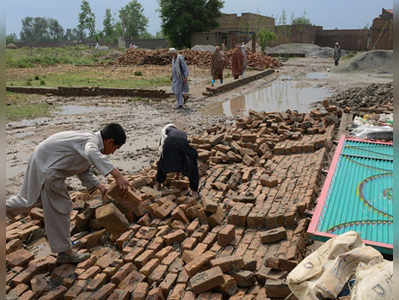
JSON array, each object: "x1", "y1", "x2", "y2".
[
  {"x1": 116, "y1": 48, "x2": 281, "y2": 70},
  {"x1": 6, "y1": 103, "x2": 344, "y2": 299},
  {"x1": 324, "y1": 82, "x2": 393, "y2": 113}
]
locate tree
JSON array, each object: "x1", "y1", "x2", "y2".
[
  {"x1": 20, "y1": 17, "x2": 50, "y2": 42},
  {"x1": 103, "y1": 8, "x2": 114, "y2": 40},
  {"x1": 119, "y1": 1, "x2": 148, "y2": 44},
  {"x1": 155, "y1": 31, "x2": 165, "y2": 39},
  {"x1": 292, "y1": 10, "x2": 311, "y2": 25},
  {"x1": 78, "y1": 0, "x2": 96, "y2": 40},
  {"x1": 257, "y1": 29, "x2": 276, "y2": 53},
  {"x1": 48, "y1": 18, "x2": 64, "y2": 41},
  {"x1": 159, "y1": 0, "x2": 224, "y2": 49},
  {"x1": 6, "y1": 33, "x2": 17, "y2": 44},
  {"x1": 278, "y1": 9, "x2": 287, "y2": 25}
]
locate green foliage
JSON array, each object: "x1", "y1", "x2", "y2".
[
  {"x1": 6, "y1": 33, "x2": 17, "y2": 44},
  {"x1": 78, "y1": 0, "x2": 96, "y2": 40},
  {"x1": 159, "y1": 0, "x2": 224, "y2": 49},
  {"x1": 119, "y1": 1, "x2": 148, "y2": 43},
  {"x1": 5, "y1": 46, "x2": 114, "y2": 68},
  {"x1": 20, "y1": 17, "x2": 65, "y2": 42},
  {"x1": 155, "y1": 31, "x2": 165, "y2": 39},
  {"x1": 257, "y1": 29, "x2": 276, "y2": 53},
  {"x1": 292, "y1": 10, "x2": 311, "y2": 25},
  {"x1": 103, "y1": 8, "x2": 117, "y2": 44},
  {"x1": 278, "y1": 9, "x2": 287, "y2": 25},
  {"x1": 134, "y1": 71, "x2": 143, "y2": 76}
]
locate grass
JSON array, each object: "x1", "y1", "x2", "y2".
[
  {"x1": 6, "y1": 92, "x2": 50, "y2": 121},
  {"x1": 342, "y1": 51, "x2": 357, "y2": 61},
  {"x1": 8, "y1": 71, "x2": 170, "y2": 89},
  {"x1": 6, "y1": 45, "x2": 118, "y2": 68}
]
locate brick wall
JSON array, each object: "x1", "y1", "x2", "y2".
[
  {"x1": 273, "y1": 25, "x2": 322, "y2": 46},
  {"x1": 315, "y1": 29, "x2": 370, "y2": 51},
  {"x1": 370, "y1": 17, "x2": 393, "y2": 50}
]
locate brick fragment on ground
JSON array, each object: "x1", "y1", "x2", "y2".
[
  {"x1": 260, "y1": 227, "x2": 287, "y2": 244},
  {"x1": 189, "y1": 266, "x2": 225, "y2": 294},
  {"x1": 217, "y1": 224, "x2": 235, "y2": 246},
  {"x1": 95, "y1": 203, "x2": 129, "y2": 238}
]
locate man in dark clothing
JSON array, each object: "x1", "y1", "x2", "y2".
[
  {"x1": 334, "y1": 42, "x2": 342, "y2": 66},
  {"x1": 155, "y1": 124, "x2": 200, "y2": 199}
]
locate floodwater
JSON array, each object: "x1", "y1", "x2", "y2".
[
  {"x1": 306, "y1": 72, "x2": 328, "y2": 79},
  {"x1": 56, "y1": 105, "x2": 114, "y2": 115},
  {"x1": 206, "y1": 77, "x2": 332, "y2": 117}
]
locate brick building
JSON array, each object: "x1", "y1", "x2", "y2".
[
  {"x1": 191, "y1": 13, "x2": 275, "y2": 49},
  {"x1": 370, "y1": 8, "x2": 393, "y2": 50}
]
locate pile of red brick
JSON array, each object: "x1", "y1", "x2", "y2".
[
  {"x1": 116, "y1": 49, "x2": 281, "y2": 70},
  {"x1": 6, "y1": 106, "x2": 342, "y2": 300}
]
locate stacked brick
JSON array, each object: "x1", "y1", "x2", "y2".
[
  {"x1": 116, "y1": 48, "x2": 281, "y2": 70},
  {"x1": 6, "y1": 105, "x2": 341, "y2": 299}
]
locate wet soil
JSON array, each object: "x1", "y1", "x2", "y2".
[{"x1": 6, "y1": 57, "x2": 392, "y2": 194}]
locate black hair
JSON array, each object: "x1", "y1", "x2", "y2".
[{"x1": 101, "y1": 123, "x2": 126, "y2": 146}]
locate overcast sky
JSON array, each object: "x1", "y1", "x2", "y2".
[{"x1": 5, "y1": 0, "x2": 392, "y2": 36}]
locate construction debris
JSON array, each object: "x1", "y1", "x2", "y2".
[
  {"x1": 323, "y1": 82, "x2": 393, "y2": 113},
  {"x1": 6, "y1": 103, "x2": 344, "y2": 299},
  {"x1": 116, "y1": 48, "x2": 281, "y2": 70}
]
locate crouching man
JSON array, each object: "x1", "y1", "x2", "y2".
[
  {"x1": 6, "y1": 123, "x2": 130, "y2": 264},
  {"x1": 155, "y1": 124, "x2": 200, "y2": 199}
]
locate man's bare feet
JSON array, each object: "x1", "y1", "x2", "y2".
[
  {"x1": 192, "y1": 191, "x2": 200, "y2": 200},
  {"x1": 154, "y1": 182, "x2": 161, "y2": 191}
]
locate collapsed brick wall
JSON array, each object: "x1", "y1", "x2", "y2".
[{"x1": 6, "y1": 106, "x2": 342, "y2": 299}]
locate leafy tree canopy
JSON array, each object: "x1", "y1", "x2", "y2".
[
  {"x1": 20, "y1": 17, "x2": 65, "y2": 42},
  {"x1": 78, "y1": 0, "x2": 96, "y2": 40},
  {"x1": 119, "y1": 0, "x2": 148, "y2": 44},
  {"x1": 257, "y1": 29, "x2": 276, "y2": 53},
  {"x1": 159, "y1": 0, "x2": 224, "y2": 49}
]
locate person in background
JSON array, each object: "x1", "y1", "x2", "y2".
[
  {"x1": 241, "y1": 43, "x2": 248, "y2": 77},
  {"x1": 169, "y1": 48, "x2": 189, "y2": 109},
  {"x1": 334, "y1": 42, "x2": 342, "y2": 66},
  {"x1": 6, "y1": 123, "x2": 130, "y2": 264},
  {"x1": 232, "y1": 43, "x2": 244, "y2": 80},
  {"x1": 211, "y1": 46, "x2": 225, "y2": 87},
  {"x1": 155, "y1": 124, "x2": 200, "y2": 199}
]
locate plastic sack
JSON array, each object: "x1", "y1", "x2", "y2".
[
  {"x1": 350, "y1": 260, "x2": 392, "y2": 300},
  {"x1": 287, "y1": 231, "x2": 383, "y2": 300}
]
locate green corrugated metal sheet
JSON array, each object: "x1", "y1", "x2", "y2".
[{"x1": 310, "y1": 138, "x2": 392, "y2": 254}]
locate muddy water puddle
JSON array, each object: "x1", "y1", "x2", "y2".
[
  {"x1": 55, "y1": 105, "x2": 115, "y2": 115},
  {"x1": 205, "y1": 77, "x2": 332, "y2": 117},
  {"x1": 306, "y1": 72, "x2": 328, "y2": 79}
]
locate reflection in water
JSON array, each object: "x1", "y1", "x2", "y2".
[
  {"x1": 306, "y1": 72, "x2": 328, "y2": 79},
  {"x1": 56, "y1": 105, "x2": 114, "y2": 115},
  {"x1": 222, "y1": 80, "x2": 331, "y2": 117}
]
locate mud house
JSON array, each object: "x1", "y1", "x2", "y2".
[{"x1": 191, "y1": 12, "x2": 275, "y2": 49}]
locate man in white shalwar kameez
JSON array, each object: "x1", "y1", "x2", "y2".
[
  {"x1": 169, "y1": 48, "x2": 189, "y2": 109},
  {"x1": 6, "y1": 123, "x2": 130, "y2": 264}
]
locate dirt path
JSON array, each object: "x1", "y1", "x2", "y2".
[{"x1": 6, "y1": 57, "x2": 392, "y2": 195}]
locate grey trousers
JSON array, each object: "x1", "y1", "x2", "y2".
[{"x1": 6, "y1": 178, "x2": 72, "y2": 253}]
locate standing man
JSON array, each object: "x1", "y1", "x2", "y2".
[
  {"x1": 232, "y1": 43, "x2": 244, "y2": 80},
  {"x1": 169, "y1": 48, "x2": 189, "y2": 109},
  {"x1": 6, "y1": 123, "x2": 130, "y2": 264},
  {"x1": 334, "y1": 42, "x2": 342, "y2": 66},
  {"x1": 211, "y1": 46, "x2": 225, "y2": 87},
  {"x1": 241, "y1": 43, "x2": 248, "y2": 77},
  {"x1": 155, "y1": 124, "x2": 200, "y2": 200}
]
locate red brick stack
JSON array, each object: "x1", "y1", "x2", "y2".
[{"x1": 6, "y1": 105, "x2": 343, "y2": 300}]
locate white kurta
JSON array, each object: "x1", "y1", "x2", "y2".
[{"x1": 7, "y1": 131, "x2": 115, "y2": 253}]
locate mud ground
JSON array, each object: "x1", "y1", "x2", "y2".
[{"x1": 6, "y1": 56, "x2": 392, "y2": 196}]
